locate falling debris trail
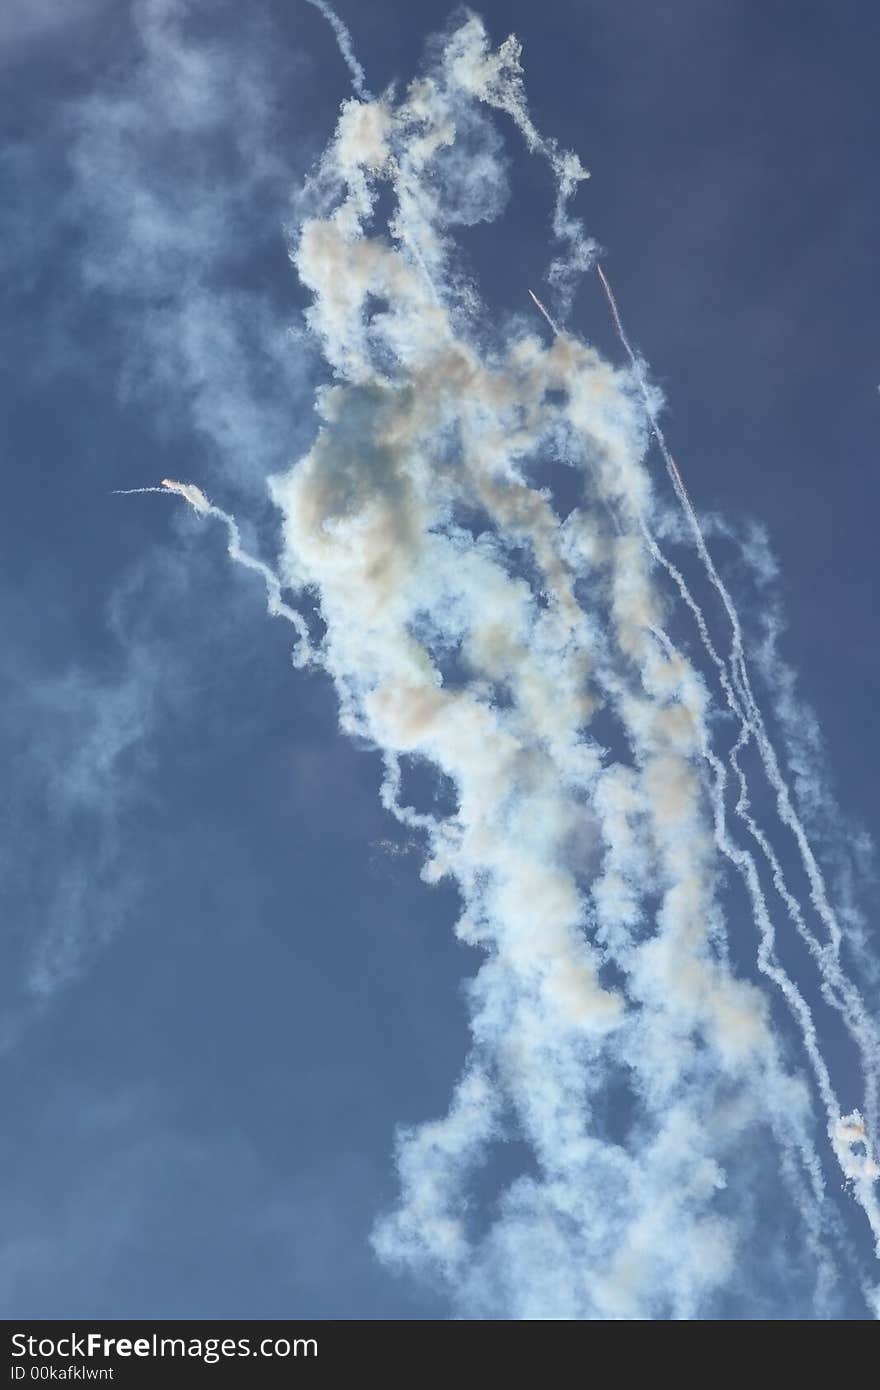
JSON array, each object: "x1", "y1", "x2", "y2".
[{"x1": 123, "y1": 4, "x2": 879, "y2": 1317}]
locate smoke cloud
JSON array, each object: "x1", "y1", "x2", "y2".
[{"x1": 146, "y1": 7, "x2": 879, "y2": 1318}]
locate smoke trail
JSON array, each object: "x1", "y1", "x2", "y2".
[
  {"x1": 441, "y1": 17, "x2": 595, "y2": 312},
  {"x1": 111, "y1": 487, "x2": 169, "y2": 497},
  {"x1": 304, "y1": 0, "x2": 372, "y2": 102},
  {"x1": 115, "y1": 483, "x2": 313, "y2": 664},
  {"x1": 595, "y1": 260, "x2": 857, "y2": 968},
  {"x1": 528, "y1": 288, "x2": 560, "y2": 337},
  {"x1": 647, "y1": 626, "x2": 880, "y2": 1240},
  {"x1": 594, "y1": 260, "x2": 880, "y2": 1200},
  {"x1": 529, "y1": 267, "x2": 880, "y2": 1182},
  {"x1": 281, "y1": 19, "x2": 877, "y2": 1311},
  {"x1": 131, "y1": 12, "x2": 878, "y2": 1315}
]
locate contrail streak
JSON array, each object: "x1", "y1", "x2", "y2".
[
  {"x1": 304, "y1": 0, "x2": 372, "y2": 101},
  {"x1": 528, "y1": 288, "x2": 560, "y2": 336},
  {"x1": 596, "y1": 262, "x2": 696, "y2": 514},
  {"x1": 111, "y1": 487, "x2": 169, "y2": 497}
]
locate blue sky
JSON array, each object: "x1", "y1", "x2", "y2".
[{"x1": 2, "y1": 0, "x2": 879, "y2": 1319}]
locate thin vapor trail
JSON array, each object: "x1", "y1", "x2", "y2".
[
  {"x1": 595, "y1": 263, "x2": 696, "y2": 514},
  {"x1": 528, "y1": 288, "x2": 560, "y2": 336},
  {"x1": 204, "y1": 501, "x2": 313, "y2": 664},
  {"x1": 527, "y1": 287, "x2": 875, "y2": 1145},
  {"x1": 728, "y1": 722, "x2": 880, "y2": 1141},
  {"x1": 647, "y1": 626, "x2": 880, "y2": 1247},
  {"x1": 632, "y1": 504, "x2": 880, "y2": 1152},
  {"x1": 594, "y1": 260, "x2": 880, "y2": 1151},
  {"x1": 114, "y1": 483, "x2": 313, "y2": 663},
  {"x1": 111, "y1": 487, "x2": 169, "y2": 497},
  {"x1": 595, "y1": 263, "x2": 853, "y2": 962},
  {"x1": 304, "y1": 0, "x2": 372, "y2": 101}
]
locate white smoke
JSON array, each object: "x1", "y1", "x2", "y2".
[
  {"x1": 147, "y1": 7, "x2": 879, "y2": 1317},
  {"x1": 304, "y1": 0, "x2": 372, "y2": 102}
]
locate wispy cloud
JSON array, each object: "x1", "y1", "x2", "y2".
[
  {"x1": 0, "y1": 541, "x2": 189, "y2": 1020},
  {"x1": 6, "y1": 0, "x2": 318, "y2": 498},
  {"x1": 0, "y1": 0, "x2": 321, "y2": 1017}
]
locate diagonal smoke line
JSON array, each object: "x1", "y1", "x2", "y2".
[
  {"x1": 304, "y1": 0, "x2": 372, "y2": 102},
  {"x1": 526, "y1": 263, "x2": 879, "y2": 1163},
  {"x1": 115, "y1": 480, "x2": 313, "y2": 663}
]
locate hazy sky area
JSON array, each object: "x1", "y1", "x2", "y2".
[{"x1": 2, "y1": 0, "x2": 879, "y2": 1320}]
